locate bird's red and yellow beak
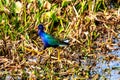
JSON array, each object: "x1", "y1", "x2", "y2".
[{"x1": 34, "y1": 26, "x2": 38, "y2": 31}]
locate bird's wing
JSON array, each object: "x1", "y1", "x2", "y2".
[{"x1": 44, "y1": 33, "x2": 59, "y2": 46}]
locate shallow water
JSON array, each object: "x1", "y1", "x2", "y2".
[
  {"x1": 91, "y1": 34, "x2": 120, "y2": 80},
  {"x1": 92, "y1": 50, "x2": 120, "y2": 80}
]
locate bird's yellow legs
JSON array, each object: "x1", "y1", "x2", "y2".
[
  {"x1": 24, "y1": 47, "x2": 44, "y2": 55},
  {"x1": 24, "y1": 46, "x2": 61, "y2": 61},
  {"x1": 57, "y1": 49, "x2": 60, "y2": 61},
  {"x1": 48, "y1": 48, "x2": 61, "y2": 61}
]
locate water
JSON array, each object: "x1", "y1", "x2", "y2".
[{"x1": 91, "y1": 34, "x2": 120, "y2": 80}]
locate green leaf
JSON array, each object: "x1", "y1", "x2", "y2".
[{"x1": 62, "y1": 0, "x2": 70, "y2": 7}]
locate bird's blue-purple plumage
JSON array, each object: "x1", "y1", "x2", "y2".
[{"x1": 38, "y1": 24, "x2": 69, "y2": 49}]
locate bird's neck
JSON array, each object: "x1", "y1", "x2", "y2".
[{"x1": 38, "y1": 30, "x2": 44, "y2": 36}]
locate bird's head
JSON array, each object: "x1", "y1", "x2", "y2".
[{"x1": 38, "y1": 24, "x2": 44, "y2": 31}]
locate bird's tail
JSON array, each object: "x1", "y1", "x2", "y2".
[{"x1": 59, "y1": 40, "x2": 69, "y2": 47}]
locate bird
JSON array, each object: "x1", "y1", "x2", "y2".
[{"x1": 38, "y1": 24, "x2": 69, "y2": 49}]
